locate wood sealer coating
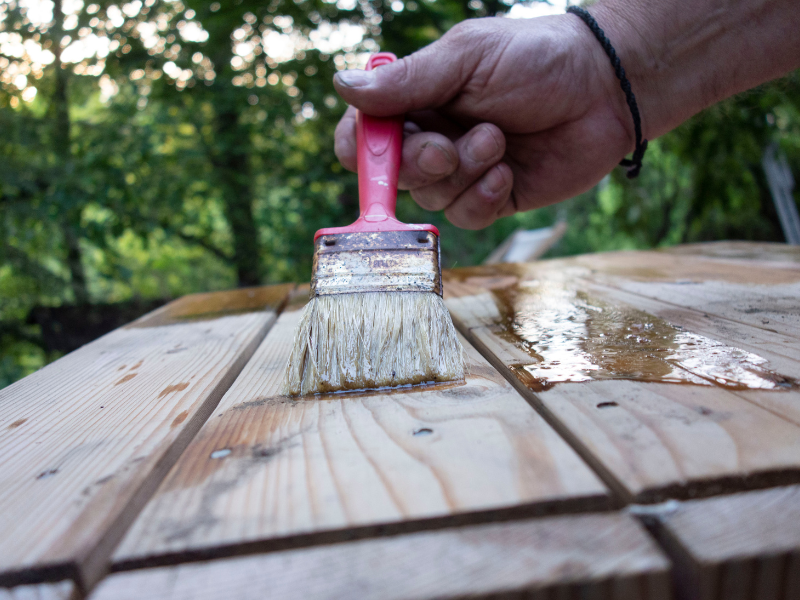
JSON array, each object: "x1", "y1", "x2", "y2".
[{"x1": 445, "y1": 264, "x2": 797, "y2": 394}]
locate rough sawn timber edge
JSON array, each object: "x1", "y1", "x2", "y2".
[{"x1": 92, "y1": 513, "x2": 671, "y2": 600}]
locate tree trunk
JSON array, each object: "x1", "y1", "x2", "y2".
[
  {"x1": 52, "y1": 0, "x2": 89, "y2": 304},
  {"x1": 213, "y1": 108, "x2": 261, "y2": 287}
]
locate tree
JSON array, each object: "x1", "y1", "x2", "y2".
[{"x1": 109, "y1": 0, "x2": 505, "y2": 286}]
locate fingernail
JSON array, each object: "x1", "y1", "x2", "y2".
[
  {"x1": 467, "y1": 127, "x2": 501, "y2": 163},
  {"x1": 418, "y1": 142, "x2": 455, "y2": 176},
  {"x1": 334, "y1": 69, "x2": 375, "y2": 88},
  {"x1": 480, "y1": 166, "x2": 507, "y2": 195}
]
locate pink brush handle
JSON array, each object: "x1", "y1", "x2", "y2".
[
  {"x1": 356, "y1": 53, "x2": 403, "y2": 225},
  {"x1": 315, "y1": 53, "x2": 439, "y2": 240}
]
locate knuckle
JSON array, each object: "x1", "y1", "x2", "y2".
[
  {"x1": 447, "y1": 18, "x2": 480, "y2": 42},
  {"x1": 488, "y1": 123, "x2": 506, "y2": 146},
  {"x1": 446, "y1": 207, "x2": 487, "y2": 230},
  {"x1": 387, "y1": 57, "x2": 427, "y2": 109},
  {"x1": 390, "y1": 57, "x2": 415, "y2": 92},
  {"x1": 334, "y1": 140, "x2": 355, "y2": 170},
  {"x1": 333, "y1": 140, "x2": 346, "y2": 162},
  {"x1": 411, "y1": 187, "x2": 450, "y2": 212}
]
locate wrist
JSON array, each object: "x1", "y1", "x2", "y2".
[
  {"x1": 565, "y1": 6, "x2": 649, "y2": 174},
  {"x1": 581, "y1": 2, "x2": 670, "y2": 141},
  {"x1": 589, "y1": 0, "x2": 800, "y2": 140}
]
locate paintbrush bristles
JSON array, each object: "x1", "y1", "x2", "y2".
[{"x1": 281, "y1": 292, "x2": 465, "y2": 396}]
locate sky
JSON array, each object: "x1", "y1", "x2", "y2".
[{"x1": 507, "y1": 0, "x2": 570, "y2": 19}]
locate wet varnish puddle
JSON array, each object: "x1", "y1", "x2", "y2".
[{"x1": 488, "y1": 280, "x2": 795, "y2": 392}]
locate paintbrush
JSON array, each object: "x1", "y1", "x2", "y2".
[{"x1": 281, "y1": 52, "x2": 464, "y2": 396}]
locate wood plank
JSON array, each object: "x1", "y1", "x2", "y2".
[
  {"x1": 112, "y1": 299, "x2": 610, "y2": 569},
  {"x1": 659, "y1": 241, "x2": 800, "y2": 268},
  {"x1": 0, "y1": 285, "x2": 292, "y2": 590},
  {"x1": 94, "y1": 513, "x2": 670, "y2": 600},
  {"x1": 510, "y1": 376, "x2": 800, "y2": 503},
  {"x1": 444, "y1": 273, "x2": 800, "y2": 503},
  {"x1": 451, "y1": 246, "x2": 800, "y2": 339},
  {"x1": 572, "y1": 267, "x2": 800, "y2": 435},
  {"x1": 597, "y1": 278, "x2": 800, "y2": 339},
  {"x1": 581, "y1": 281, "x2": 800, "y2": 377},
  {"x1": 0, "y1": 582, "x2": 75, "y2": 600},
  {"x1": 444, "y1": 247, "x2": 800, "y2": 375},
  {"x1": 577, "y1": 281, "x2": 800, "y2": 430},
  {"x1": 569, "y1": 250, "x2": 800, "y2": 339},
  {"x1": 654, "y1": 485, "x2": 800, "y2": 600},
  {"x1": 570, "y1": 247, "x2": 800, "y2": 280}
]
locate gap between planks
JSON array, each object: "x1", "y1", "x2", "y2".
[
  {"x1": 645, "y1": 485, "x2": 800, "y2": 600},
  {"x1": 94, "y1": 513, "x2": 671, "y2": 600},
  {"x1": 110, "y1": 299, "x2": 611, "y2": 572}
]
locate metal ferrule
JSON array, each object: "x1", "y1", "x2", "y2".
[{"x1": 311, "y1": 230, "x2": 442, "y2": 297}]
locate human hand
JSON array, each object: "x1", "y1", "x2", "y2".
[{"x1": 332, "y1": 15, "x2": 636, "y2": 229}]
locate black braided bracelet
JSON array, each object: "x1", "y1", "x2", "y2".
[{"x1": 567, "y1": 6, "x2": 648, "y2": 179}]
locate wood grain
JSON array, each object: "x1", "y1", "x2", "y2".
[
  {"x1": 579, "y1": 281, "x2": 800, "y2": 431},
  {"x1": 449, "y1": 246, "x2": 800, "y2": 340},
  {"x1": 582, "y1": 281, "x2": 800, "y2": 377},
  {"x1": 0, "y1": 582, "x2": 75, "y2": 600},
  {"x1": 95, "y1": 513, "x2": 669, "y2": 600},
  {"x1": 573, "y1": 250, "x2": 800, "y2": 340},
  {"x1": 112, "y1": 302, "x2": 609, "y2": 569},
  {"x1": 443, "y1": 246, "x2": 800, "y2": 376},
  {"x1": 0, "y1": 285, "x2": 292, "y2": 589},
  {"x1": 660, "y1": 241, "x2": 800, "y2": 268},
  {"x1": 445, "y1": 274, "x2": 800, "y2": 503},
  {"x1": 534, "y1": 380, "x2": 800, "y2": 502},
  {"x1": 654, "y1": 485, "x2": 800, "y2": 600}
]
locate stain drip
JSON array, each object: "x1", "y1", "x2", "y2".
[{"x1": 491, "y1": 281, "x2": 795, "y2": 392}]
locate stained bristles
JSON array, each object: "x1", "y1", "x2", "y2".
[{"x1": 281, "y1": 292, "x2": 465, "y2": 396}]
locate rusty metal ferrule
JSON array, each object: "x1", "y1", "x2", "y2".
[{"x1": 310, "y1": 230, "x2": 442, "y2": 297}]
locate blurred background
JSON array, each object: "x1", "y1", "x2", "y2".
[{"x1": 0, "y1": 0, "x2": 798, "y2": 387}]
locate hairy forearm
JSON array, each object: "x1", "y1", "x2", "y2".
[{"x1": 591, "y1": 0, "x2": 800, "y2": 139}]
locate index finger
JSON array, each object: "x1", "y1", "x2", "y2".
[{"x1": 334, "y1": 105, "x2": 358, "y2": 172}]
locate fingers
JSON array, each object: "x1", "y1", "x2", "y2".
[
  {"x1": 334, "y1": 111, "x2": 513, "y2": 229},
  {"x1": 398, "y1": 132, "x2": 458, "y2": 190},
  {"x1": 444, "y1": 162, "x2": 514, "y2": 229},
  {"x1": 334, "y1": 106, "x2": 460, "y2": 185},
  {"x1": 332, "y1": 28, "x2": 479, "y2": 116},
  {"x1": 333, "y1": 106, "x2": 358, "y2": 172},
  {"x1": 405, "y1": 109, "x2": 466, "y2": 142},
  {"x1": 410, "y1": 123, "x2": 506, "y2": 212}
]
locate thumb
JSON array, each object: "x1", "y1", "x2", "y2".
[{"x1": 333, "y1": 35, "x2": 477, "y2": 116}]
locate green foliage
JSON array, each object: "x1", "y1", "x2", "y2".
[
  {"x1": 549, "y1": 73, "x2": 800, "y2": 258},
  {"x1": 0, "y1": 0, "x2": 799, "y2": 387}
]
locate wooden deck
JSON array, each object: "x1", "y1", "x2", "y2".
[{"x1": 1, "y1": 242, "x2": 799, "y2": 600}]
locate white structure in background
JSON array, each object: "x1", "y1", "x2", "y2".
[
  {"x1": 506, "y1": 0, "x2": 571, "y2": 19},
  {"x1": 483, "y1": 222, "x2": 568, "y2": 264},
  {"x1": 763, "y1": 143, "x2": 800, "y2": 245}
]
